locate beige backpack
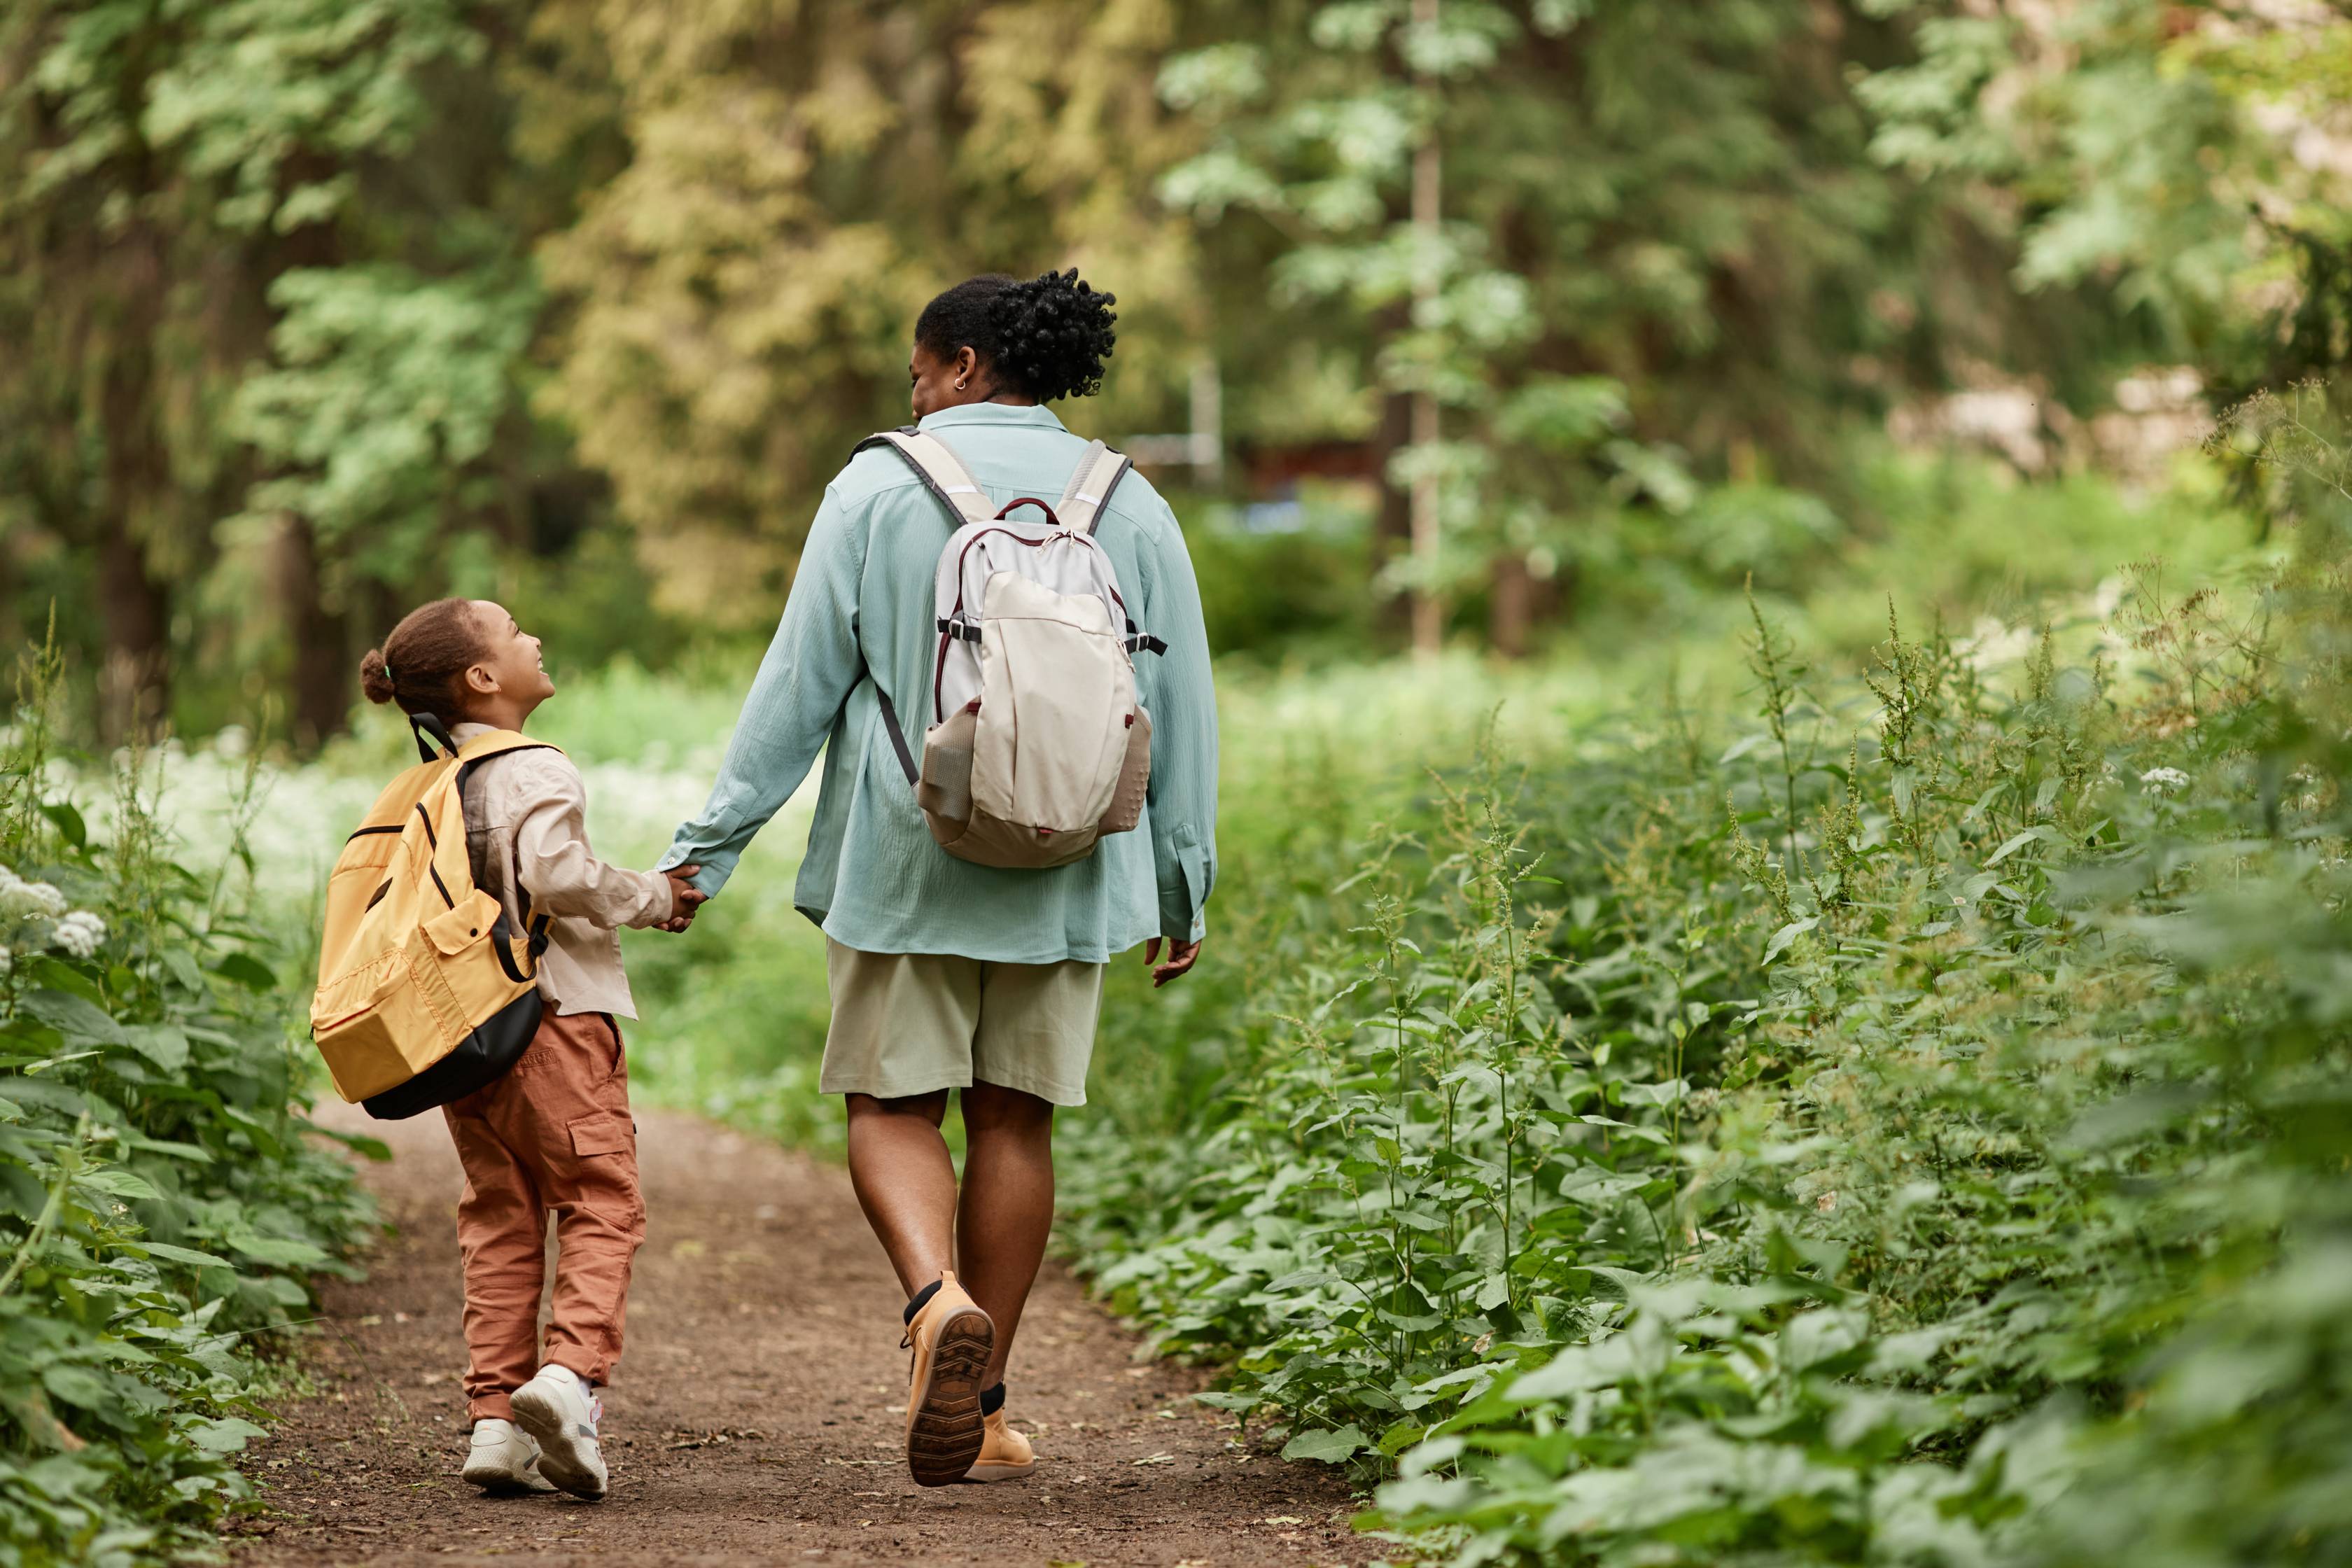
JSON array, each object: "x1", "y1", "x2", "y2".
[{"x1": 857, "y1": 427, "x2": 1163, "y2": 869}]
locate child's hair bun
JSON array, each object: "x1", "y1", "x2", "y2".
[{"x1": 359, "y1": 648, "x2": 398, "y2": 706}]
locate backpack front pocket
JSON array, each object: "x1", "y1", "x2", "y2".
[{"x1": 972, "y1": 571, "x2": 1132, "y2": 834}]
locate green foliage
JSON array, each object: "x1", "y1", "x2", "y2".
[
  {"x1": 533, "y1": 0, "x2": 1205, "y2": 623},
  {"x1": 11, "y1": 0, "x2": 2348, "y2": 738},
  {"x1": 1862, "y1": 0, "x2": 2352, "y2": 392},
  {"x1": 0, "y1": 648, "x2": 374, "y2": 1564},
  {"x1": 1058, "y1": 407, "x2": 2352, "y2": 1563},
  {"x1": 232, "y1": 265, "x2": 540, "y2": 589}
]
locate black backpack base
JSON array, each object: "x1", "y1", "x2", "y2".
[{"x1": 361, "y1": 987, "x2": 542, "y2": 1121}]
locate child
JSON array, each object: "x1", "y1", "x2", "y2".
[{"x1": 358, "y1": 598, "x2": 706, "y2": 1500}]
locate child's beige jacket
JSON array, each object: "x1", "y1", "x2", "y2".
[{"x1": 449, "y1": 722, "x2": 673, "y2": 1018}]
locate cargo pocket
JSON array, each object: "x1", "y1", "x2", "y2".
[
  {"x1": 569, "y1": 1114, "x2": 630, "y2": 1158},
  {"x1": 565, "y1": 1112, "x2": 645, "y2": 1238}
]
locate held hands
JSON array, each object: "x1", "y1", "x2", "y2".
[
  {"x1": 1145, "y1": 934, "x2": 1202, "y2": 987},
  {"x1": 658, "y1": 865, "x2": 710, "y2": 933}
]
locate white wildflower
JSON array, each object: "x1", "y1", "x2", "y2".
[
  {"x1": 0, "y1": 866, "x2": 68, "y2": 920},
  {"x1": 51, "y1": 910, "x2": 106, "y2": 960},
  {"x1": 2139, "y1": 766, "x2": 2190, "y2": 794}
]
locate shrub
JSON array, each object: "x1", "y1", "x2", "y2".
[
  {"x1": 1063, "y1": 396, "x2": 2351, "y2": 1564},
  {"x1": 0, "y1": 641, "x2": 373, "y2": 1566}
]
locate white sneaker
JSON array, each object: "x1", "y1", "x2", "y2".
[
  {"x1": 461, "y1": 1418, "x2": 557, "y2": 1494},
  {"x1": 510, "y1": 1364, "x2": 609, "y2": 1500}
]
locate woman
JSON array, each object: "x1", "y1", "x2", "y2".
[{"x1": 659, "y1": 268, "x2": 1217, "y2": 1488}]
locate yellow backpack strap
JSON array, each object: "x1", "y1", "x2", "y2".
[{"x1": 451, "y1": 731, "x2": 565, "y2": 970}]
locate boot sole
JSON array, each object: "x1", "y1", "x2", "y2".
[
  {"x1": 963, "y1": 1458, "x2": 1037, "y2": 1483},
  {"x1": 907, "y1": 1305, "x2": 995, "y2": 1488},
  {"x1": 510, "y1": 1386, "x2": 608, "y2": 1501}
]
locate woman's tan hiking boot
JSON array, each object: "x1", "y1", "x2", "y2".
[
  {"x1": 902, "y1": 1271, "x2": 994, "y2": 1487},
  {"x1": 964, "y1": 1408, "x2": 1036, "y2": 1482}
]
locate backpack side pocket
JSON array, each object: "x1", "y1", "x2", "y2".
[{"x1": 1096, "y1": 706, "x2": 1151, "y2": 836}]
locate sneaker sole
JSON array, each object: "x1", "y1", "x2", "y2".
[
  {"x1": 461, "y1": 1462, "x2": 556, "y2": 1497},
  {"x1": 907, "y1": 1305, "x2": 995, "y2": 1488},
  {"x1": 510, "y1": 1387, "x2": 608, "y2": 1501}
]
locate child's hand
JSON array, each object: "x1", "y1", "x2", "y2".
[{"x1": 659, "y1": 865, "x2": 710, "y2": 933}]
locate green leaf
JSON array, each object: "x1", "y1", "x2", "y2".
[
  {"x1": 186, "y1": 1415, "x2": 269, "y2": 1454},
  {"x1": 40, "y1": 1365, "x2": 112, "y2": 1410},
  {"x1": 20, "y1": 990, "x2": 125, "y2": 1049},
  {"x1": 1280, "y1": 1423, "x2": 1367, "y2": 1463},
  {"x1": 1192, "y1": 1390, "x2": 1261, "y2": 1412},
  {"x1": 210, "y1": 952, "x2": 278, "y2": 990},
  {"x1": 23, "y1": 955, "x2": 104, "y2": 1003},
  {"x1": 1264, "y1": 1269, "x2": 1343, "y2": 1293},
  {"x1": 129, "y1": 1242, "x2": 237, "y2": 1271},
  {"x1": 1763, "y1": 916, "x2": 1820, "y2": 965},
  {"x1": 161, "y1": 948, "x2": 208, "y2": 995},
  {"x1": 226, "y1": 1231, "x2": 330, "y2": 1268},
  {"x1": 122, "y1": 1024, "x2": 190, "y2": 1073},
  {"x1": 76, "y1": 1167, "x2": 162, "y2": 1203},
  {"x1": 39, "y1": 802, "x2": 87, "y2": 850},
  {"x1": 1984, "y1": 827, "x2": 2054, "y2": 866}
]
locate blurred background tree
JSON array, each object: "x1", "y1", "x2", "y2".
[{"x1": 2, "y1": 0, "x2": 2345, "y2": 741}]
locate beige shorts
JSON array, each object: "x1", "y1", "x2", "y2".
[{"x1": 819, "y1": 939, "x2": 1105, "y2": 1107}]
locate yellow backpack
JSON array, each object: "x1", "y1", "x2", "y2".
[{"x1": 310, "y1": 721, "x2": 554, "y2": 1120}]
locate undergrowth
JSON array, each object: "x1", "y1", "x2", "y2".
[
  {"x1": 1062, "y1": 385, "x2": 2352, "y2": 1565},
  {"x1": 0, "y1": 643, "x2": 374, "y2": 1566}
]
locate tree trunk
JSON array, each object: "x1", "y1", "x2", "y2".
[
  {"x1": 1373, "y1": 387, "x2": 1415, "y2": 643},
  {"x1": 276, "y1": 515, "x2": 353, "y2": 750},
  {"x1": 94, "y1": 519, "x2": 170, "y2": 742},
  {"x1": 1490, "y1": 552, "x2": 1534, "y2": 659},
  {"x1": 94, "y1": 225, "x2": 173, "y2": 743},
  {"x1": 1408, "y1": 0, "x2": 1443, "y2": 657}
]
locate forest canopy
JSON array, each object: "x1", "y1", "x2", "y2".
[{"x1": 2, "y1": 0, "x2": 2346, "y2": 740}]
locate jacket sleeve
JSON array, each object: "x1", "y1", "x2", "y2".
[
  {"x1": 505, "y1": 755, "x2": 675, "y2": 930},
  {"x1": 657, "y1": 484, "x2": 867, "y2": 897},
  {"x1": 1138, "y1": 496, "x2": 1218, "y2": 942}
]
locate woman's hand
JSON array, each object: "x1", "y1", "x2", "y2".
[
  {"x1": 659, "y1": 865, "x2": 710, "y2": 933},
  {"x1": 1145, "y1": 935, "x2": 1201, "y2": 987}
]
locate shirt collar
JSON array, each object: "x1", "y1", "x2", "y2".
[{"x1": 917, "y1": 402, "x2": 1070, "y2": 435}]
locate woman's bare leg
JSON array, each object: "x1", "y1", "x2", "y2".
[
  {"x1": 844, "y1": 1091, "x2": 956, "y2": 1296},
  {"x1": 955, "y1": 1082, "x2": 1056, "y2": 1387}
]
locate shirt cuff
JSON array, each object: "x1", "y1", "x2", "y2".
[{"x1": 1156, "y1": 826, "x2": 1210, "y2": 943}]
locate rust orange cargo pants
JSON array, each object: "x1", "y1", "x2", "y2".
[{"x1": 441, "y1": 1009, "x2": 645, "y2": 1424}]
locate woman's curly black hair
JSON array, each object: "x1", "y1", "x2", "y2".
[{"x1": 916, "y1": 268, "x2": 1118, "y2": 402}]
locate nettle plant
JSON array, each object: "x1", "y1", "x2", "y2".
[
  {"x1": 1071, "y1": 441, "x2": 2352, "y2": 1566},
  {"x1": 0, "y1": 643, "x2": 373, "y2": 1566}
]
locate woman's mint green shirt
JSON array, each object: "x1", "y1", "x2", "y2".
[{"x1": 657, "y1": 402, "x2": 1218, "y2": 965}]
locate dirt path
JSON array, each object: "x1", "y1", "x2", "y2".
[{"x1": 228, "y1": 1105, "x2": 1372, "y2": 1567}]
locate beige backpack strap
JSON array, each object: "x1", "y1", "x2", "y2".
[
  {"x1": 855, "y1": 427, "x2": 995, "y2": 526},
  {"x1": 1056, "y1": 440, "x2": 1133, "y2": 536},
  {"x1": 451, "y1": 730, "x2": 562, "y2": 968}
]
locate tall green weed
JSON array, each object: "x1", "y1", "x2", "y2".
[
  {"x1": 1062, "y1": 394, "x2": 2351, "y2": 1565},
  {"x1": 0, "y1": 645, "x2": 373, "y2": 1566}
]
